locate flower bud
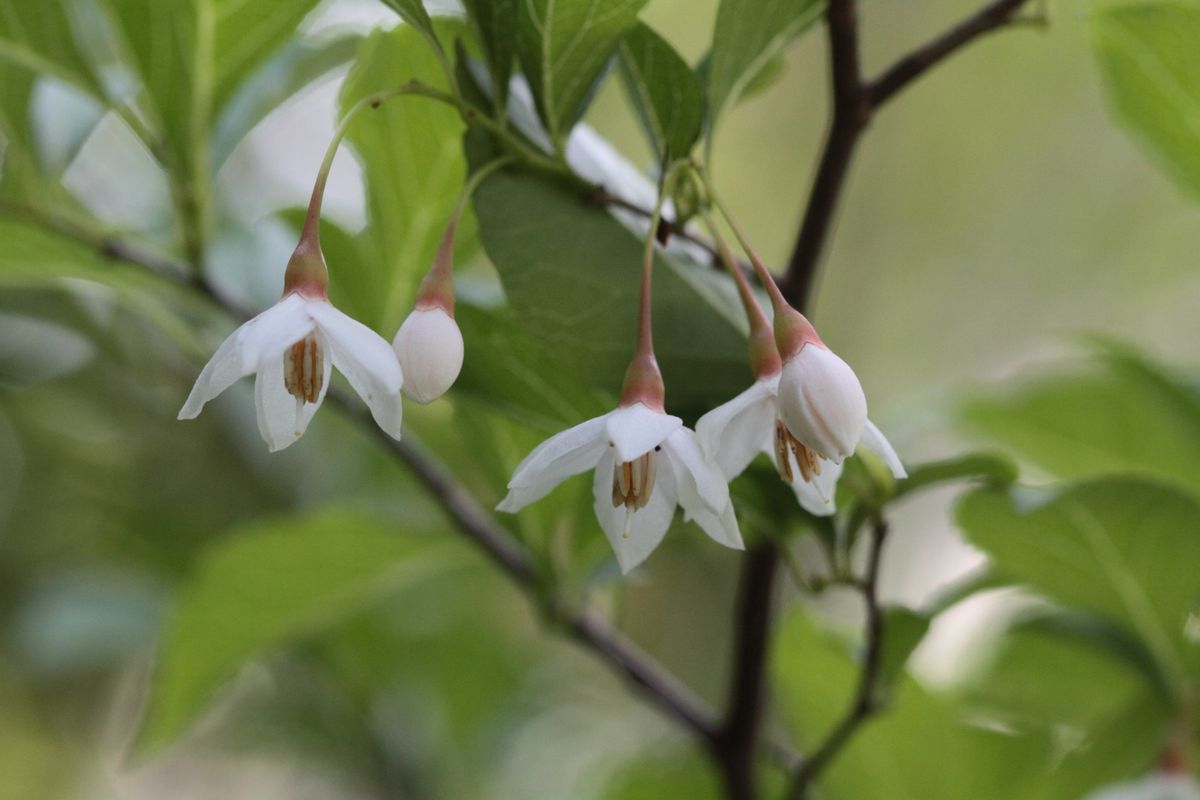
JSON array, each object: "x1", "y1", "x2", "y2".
[
  {"x1": 776, "y1": 344, "x2": 866, "y2": 462},
  {"x1": 392, "y1": 307, "x2": 464, "y2": 404}
]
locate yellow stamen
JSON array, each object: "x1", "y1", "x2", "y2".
[{"x1": 283, "y1": 332, "x2": 323, "y2": 403}]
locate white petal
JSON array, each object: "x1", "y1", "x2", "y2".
[
  {"x1": 177, "y1": 325, "x2": 249, "y2": 419},
  {"x1": 496, "y1": 476, "x2": 570, "y2": 514},
  {"x1": 309, "y1": 301, "x2": 405, "y2": 440},
  {"x1": 238, "y1": 293, "x2": 315, "y2": 373},
  {"x1": 687, "y1": 500, "x2": 744, "y2": 551},
  {"x1": 777, "y1": 346, "x2": 867, "y2": 462},
  {"x1": 592, "y1": 448, "x2": 676, "y2": 573},
  {"x1": 662, "y1": 427, "x2": 729, "y2": 513},
  {"x1": 253, "y1": 355, "x2": 329, "y2": 451},
  {"x1": 605, "y1": 403, "x2": 682, "y2": 462},
  {"x1": 860, "y1": 419, "x2": 907, "y2": 479},
  {"x1": 393, "y1": 307, "x2": 464, "y2": 404},
  {"x1": 695, "y1": 378, "x2": 778, "y2": 479},
  {"x1": 778, "y1": 452, "x2": 843, "y2": 517},
  {"x1": 505, "y1": 414, "x2": 609, "y2": 490}
]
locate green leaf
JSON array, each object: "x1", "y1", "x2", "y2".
[
  {"x1": 516, "y1": 0, "x2": 649, "y2": 146},
  {"x1": 893, "y1": 451, "x2": 1018, "y2": 500},
  {"x1": 706, "y1": 0, "x2": 823, "y2": 134},
  {"x1": 213, "y1": 33, "x2": 361, "y2": 165},
  {"x1": 378, "y1": 0, "x2": 436, "y2": 39},
  {"x1": 772, "y1": 608, "x2": 1052, "y2": 800},
  {"x1": 136, "y1": 509, "x2": 441, "y2": 752},
  {"x1": 462, "y1": 0, "x2": 517, "y2": 112},
  {"x1": 965, "y1": 349, "x2": 1200, "y2": 497},
  {"x1": 0, "y1": 1, "x2": 103, "y2": 99},
  {"x1": 958, "y1": 478, "x2": 1200, "y2": 695},
  {"x1": 107, "y1": 0, "x2": 322, "y2": 179},
  {"x1": 337, "y1": 24, "x2": 467, "y2": 331},
  {"x1": 469, "y1": 150, "x2": 753, "y2": 417},
  {"x1": 455, "y1": 301, "x2": 610, "y2": 430},
  {"x1": 618, "y1": 23, "x2": 704, "y2": 159},
  {"x1": 1093, "y1": 1, "x2": 1200, "y2": 199},
  {"x1": 875, "y1": 607, "x2": 930, "y2": 699}
]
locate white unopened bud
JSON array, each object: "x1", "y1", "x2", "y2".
[
  {"x1": 776, "y1": 344, "x2": 866, "y2": 462},
  {"x1": 392, "y1": 307, "x2": 464, "y2": 404}
]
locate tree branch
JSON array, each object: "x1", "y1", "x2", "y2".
[
  {"x1": 787, "y1": 518, "x2": 889, "y2": 799},
  {"x1": 778, "y1": 0, "x2": 1034, "y2": 309},
  {"x1": 867, "y1": 0, "x2": 1035, "y2": 109},
  {"x1": 715, "y1": 543, "x2": 782, "y2": 800},
  {"x1": 1, "y1": 204, "x2": 726, "y2": 751},
  {"x1": 778, "y1": 0, "x2": 869, "y2": 310}
]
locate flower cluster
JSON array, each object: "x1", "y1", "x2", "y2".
[{"x1": 178, "y1": 140, "x2": 903, "y2": 575}]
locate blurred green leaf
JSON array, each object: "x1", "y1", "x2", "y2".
[
  {"x1": 738, "y1": 54, "x2": 786, "y2": 102},
  {"x1": 772, "y1": 607, "x2": 1050, "y2": 800},
  {"x1": 378, "y1": 0, "x2": 436, "y2": 40},
  {"x1": 108, "y1": 0, "x2": 322, "y2": 181},
  {"x1": 462, "y1": 0, "x2": 517, "y2": 112},
  {"x1": 705, "y1": 0, "x2": 822, "y2": 136},
  {"x1": 136, "y1": 509, "x2": 442, "y2": 752},
  {"x1": 876, "y1": 607, "x2": 929, "y2": 699},
  {"x1": 618, "y1": 23, "x2": 704, "y2": 159},
  {"x1": 469, "y1": 153, "x2": 753, "y2": 417},
  {"x1": 337, "y1": 24, "x2": 467, "y2": 332},
  {"x1": 958, "y1": 478, "x2": 1200, "y2": 695},
  {"x1": 0, "y1": 1, "x2": 103, "y2": 99},
  {"x1": 212, "y1": 33, "x2": 361, "y2": 166},
  {"x1": 1093, "y1": 1, "x2": 1200, "y2": 199},
  {"x1": 516, "y1": 0, "x2": 649, "y2": 146},
  {"x1": 894, "y1": 451, "x2": 1018, "y2": 499},
  {"x1": 965, "y1": 349, "x2": 1200, "y2": 496}
]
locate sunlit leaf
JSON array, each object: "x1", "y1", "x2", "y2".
[
  {"x1": 958, "y1": 478, "x2": 1200, "y2": 694},
  {"x1": 1093, "y1": 1, "x2": 1200, "y2": 199}
]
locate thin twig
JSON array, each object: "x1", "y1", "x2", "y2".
[
  {"x1": 787, "y1": 518, "x2": 889, "y2": 799},
  {"x1": 1, "y1": 203, "x2": 727, "y2": 750},
  {"x1": 867, "y1": 0, "x2": 1036, "y2": 109},
  {"x1": 715, "y1": 544, "x2": 782, "y2": 800}
]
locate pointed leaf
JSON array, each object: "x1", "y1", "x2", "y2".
[
  {"x1": 706, "y1": 0, "x2": 823, "y2": 133},
  {"x1": 516, "y1": 0, "x2": 649, "y2": 146},
  {"x1": 618, "y1": 22, "x2": 704, "y2": 159},
  {"x1": 462, "y1": 0, "x2": 517, "y2": 111}
]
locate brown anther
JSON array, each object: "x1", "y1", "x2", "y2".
[
  {"x1": 775, "y1": 419, "x2": 826, "y2": 485},
  {"x1": 611, "y1": 451, "x2": 658, "y2": 510},
  {"x1": 283, "y1": 332, "x2": 323, "y2": 403}
]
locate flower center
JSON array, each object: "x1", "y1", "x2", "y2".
[
  {"x1": 283, "y1": 332, "x2": 323, "y2": 403},
  {"x1": 775, "y1": 418, "x2": 824, "y2": 484},
  {"x1": 611, "y1": 450, "x2": 658, "y2": 512}
]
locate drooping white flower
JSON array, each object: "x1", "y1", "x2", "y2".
[
  {"x1": 696, "y1": 370, "x2": 904, "y2": 516},
  {"x1": 497, "y1": 402, "x2": 743, "y2": 573},
  {"x1": 393, "y1": 307, "x2": 464, "y2": 404},
  {"x1": 178, "y1": 292, "x2": 403, "y2": 451}
]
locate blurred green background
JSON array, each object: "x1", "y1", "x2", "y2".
[{"x1": 2, "y1": 0, "x2": 1199, "y2": 798}]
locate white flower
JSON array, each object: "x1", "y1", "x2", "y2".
[
  {"x1": 178, "y1": 292, "x2": 404, "y2": 451},
  {"x1": 696, "y1": 372, "x2": 904, "y2": 516},
  {"x1": 497, "y1": 402, "x2": 743, "y2": 573},
  {"x1": 393, "y1": 307, "x2": 464, "y2": 404},
  {"x1": 777, "y1": 344, "x2": 869, "y2": 462}
]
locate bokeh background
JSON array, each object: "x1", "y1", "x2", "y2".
[{"x1": 1, "y1": 0, "x2": 1196, "y2": 797}]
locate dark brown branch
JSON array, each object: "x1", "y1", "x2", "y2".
[
  {"x1": 867, "y1": 0, "x2": 1034, "y2": 109},
  {"x1": 779, "y1": 0, "x2": 1034, "y2": 309},
  {"x1": 787, "y1": 519, "x2": 889, "y2": 799},
  {"x1": 715, "y1": 544, "x2": 782, "y2": 800},
  {"x1": 778, "y1": 0, "x2": 869, "y2": 310}
]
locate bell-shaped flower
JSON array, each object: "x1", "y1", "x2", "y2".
[
  {"x1": 394, "y1": 307, "x2": 463, "y2": 404},
  {"x1": 178, "y1": 239, "x2": 403, "y2": 451},
  {"x1": 697, "y1": 371, "x2": 903, "y2": 516},
  {"x1": 497, "y1": 402, "x2": 743, "y2": 573}
]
